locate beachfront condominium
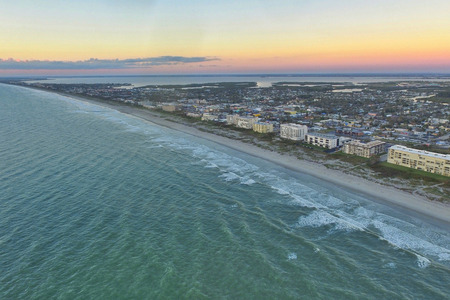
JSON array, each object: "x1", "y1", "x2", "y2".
[
  {"x1": 226, "y1": 114, "x2": 239, "y2": 125},
  {"x1": 305, "y1": 133, "x2": 340, "y2": 149},
  {"x1": 280, "y1": 123, "x2": 308, "y2": 141},
  {"x1": 253, "y1": 122, "x2": 274, "y2": 133},
  {"x1": 343, "y1": 140, "x2": 386, "y2": 158},
  {"x1": 201, "y1": 113, "x2": 218, "y2": 121},
  {"x1": 387, "y1": 145, "x2": 450, "y2": 177},
  {"x1": 236, "y1": 116, "x2": 259, "y2": 129},
  {"x1": 227, "y1": 114, "x2": 259, "y2": 130},
  {"x1": 162, "y1": 104, "x2": 178, "y2": 112}
]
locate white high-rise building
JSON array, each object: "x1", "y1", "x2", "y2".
[
  {"x1": 236, "y1": 116, "x2": 258, "y2": 129},
  {"x1": 280, "y1": 124, "x2": 308, "y2": 141},
  {"x1": 305, "y1": 133, "x2": 339, "y2": 149}
]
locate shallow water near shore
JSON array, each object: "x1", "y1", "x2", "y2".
[{"x1": 1, "y1": 84, "x2": 450, "y2": 299}]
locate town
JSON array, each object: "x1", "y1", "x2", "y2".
[{"x1": 6, "y1": 78, "x2": 450, "y2": 200}]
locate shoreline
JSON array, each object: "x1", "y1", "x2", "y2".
[
  {"x1": 124, "y1": 108, "x2": 450, "y2": 228},
  {"x1": 16, "y1": 85, "x2": 450, "y2": 226}
]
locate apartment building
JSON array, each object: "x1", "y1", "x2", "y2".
[
  {"x1": 226, "y1": 114, "x2": 239, "y2": 125},
  {"x1": 186, "y1": 112, "x2": 202, "y2": 118},
  {"x1": 162, "y1": 105, "x2": 177, "y2": 112},
  {"x1": 253, "y1": 122, "x2": 274, "y2": 133},
  {"x1": 387, "y1": 145, "x2": 450, "y2": 176},
  {"x1": 201, "y1": 113, "x2": 218, "y2": 121},
  {"x1": 343, "y1": 140, "x2": 386, "y2": 158},
  {"x1": 236, "y1": 116, "x2": 258, "y2": 129},
  {"x1": 305, "y1": 133, "x2": 339, "y2": 149},
  {"x1": 226, "y1": 114, "x2": 259, "y2": 129},
  {"x1": 280, "y1": 123, "x2": 308, "y2": 141}
]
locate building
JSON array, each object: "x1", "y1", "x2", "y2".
[
  {"x1": 186, "y1": 112, "x2": 202, "y2": 118},
  {"x1": 226, "y1": 114, "x2": 239, "y2": 125},
  {"x1": 236, "y1": 116, "x2": 258, "y2": 129},
  {"x1": 201, "y1": 113, "x2": 218, "y2": 121},
  {"x1": 339, "y1": 136, "x2": 353, "y2": 146},
  {"x1": 162, "y1": 105, "x2": 177, "y2": 112},
  {"x1": 306, "y1": 133, "x2": 340, "y2": 149},
  {"x1": 253, "y1": 122, "x2": 274, "y2": 133},
  {"x1": 387, "y1": 145, "x2": 450, "y2": 177},
  {"x1": 226, "y1": 114, "x2": 258, "y2": 129},
  {"x1": 280, "y1": 123, "x2": 308, "y2": 141},
  {"x1": 343, "y1": 140, "x2": 386, "y2": 158}
]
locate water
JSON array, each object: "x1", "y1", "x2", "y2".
[
  {"x1": 26, "y1": 74, "x2": 450, "y2": 88},
  {"x1": 1, "y1": 83, "x2": 449, "y2": 299}
]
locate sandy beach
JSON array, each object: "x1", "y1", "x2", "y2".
[
  {"x1": 25, "y1": 88, "x2": 450, "y2": 226},
  {"x1": 123, "y1": 108, "x2": 450, "y2": 225}
]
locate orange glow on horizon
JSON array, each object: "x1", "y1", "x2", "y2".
[{"x1": 1, "y1": 0, "x2": 449, "y2": 75}]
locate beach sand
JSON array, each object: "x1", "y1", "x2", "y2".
[
  {"x1": 124, "y1": 107, "x2": 450, "y2": 226},
  {"x1": 30, "y1": 89, "x2": 450, "y2": 226}
]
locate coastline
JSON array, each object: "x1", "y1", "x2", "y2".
[
  {"x1": 18, "y1": 85, "x2": 450, "y2": 226},
  {"x1": 123, "y1": 107, "x2": 450, "y2": 227}
]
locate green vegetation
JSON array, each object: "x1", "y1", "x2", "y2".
[
  {"x1": 428, "y1": 91, "x2": 450, "y2": 104},
  {"x1": 245, "y1": 131, "x2": 277, "y2": 142},
  {"x1": 428, "y1": 97, "x2": 450, "y2": 104},
  {"x1": 273, "y1": 81, "x2": 338, "y2": 85},
  {"x1": 297, "y1": 142, "x2": 327, "y2": 152},
  {"x1": 371, "y1": 162, "x2": 450, "y2": 185},
  {"x1": 365, "y1": 82, "x2": 405, "y2": 91},
  {"x1": 423, "y1": 187, "x2": 449, "y2": 198},
  {"x1": 139, "y1": 82, "x2": 257, "y2": 89},
  {"x1": 330, "y1": 151, "x2": 369, "y2": 164}
]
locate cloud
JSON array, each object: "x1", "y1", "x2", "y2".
[{"x1": 0, "y1": 56, "x2": 220, "y2": 70}]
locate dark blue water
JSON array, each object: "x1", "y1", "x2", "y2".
[{"x1": 1, "y1": 84, "x2": 449, "y2": 299}]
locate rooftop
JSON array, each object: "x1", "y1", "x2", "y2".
[
  {"x1": 389, "y1": 145, "x2": 450, "y2": 160},
  {"x1": 307, "y1": 132, "x2": 338, "y2": 139},
  {"x1": 348, "y1": 140, "x2": 385, "y2": 147},
  {"x1": 281, "y1": 123, "x2": 307, "y2": 128}
]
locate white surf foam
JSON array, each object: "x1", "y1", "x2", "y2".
[
  {"x1": 219, "y1": 172, "x2": 241, "y2": 182},
  {"x1": 241, "y1": 178, "x2": 256, "y2": 185},
  {"x1": 416, "y1": 255, "x2": 431, "y2": 269},
  {"x1": 297, "y1": 210, "x2": 351, "y2": 230},
  {"x1": 290, "y1": 194, "x2": 325, "y2": 209},
  {"x1": 372, "y1": 220, "x2": 450, "y2": 262},
  {"x1": 288, "y1": 252, "x2": 297, "y2": 260},
  {"x1": 66, "y1": 100, "x2": 450, "y2": 265},
  {"x1": 296, "y1": 208, "x2": 367, "y2": 232}
]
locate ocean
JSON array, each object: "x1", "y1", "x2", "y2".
[{"x1": 1, "y1": 83, "x2": 449, "y2": 299}]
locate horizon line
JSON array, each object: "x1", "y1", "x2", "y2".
[{"x1": 1, "y1": 72, "x2": 450, "y2": 79}]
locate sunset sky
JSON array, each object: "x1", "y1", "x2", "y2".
[{"x1": 1, "y1": 0, "x2": 450, "y2": 75}]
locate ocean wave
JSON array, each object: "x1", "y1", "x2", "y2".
[
  {"x1": 372, "y1": 220, "x2": 450, "y2": 262},
  {"x1": 416, "y1": 255, "x2": 431, "y2": 269},
  {"x1": 287, "y1": 252, "x2": 297, "y2": 260},
  {"x1": 296, "y1": 210, "x2": 364, "y2": 232},
  {"x1": 219, "y1": 172, "x2": 241, "y2": 182},
  {"x1": 64, "y1": 98, "x2": 450, "y2": 265},
  {"x1": 290, "y1": 194, "x2": 325, "y2": 209}
]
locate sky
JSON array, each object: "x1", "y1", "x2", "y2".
[{"x1": 1, "y1": 0, "x2": 449, "y2": 75}]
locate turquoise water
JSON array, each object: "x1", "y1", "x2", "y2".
[{"x1": 1, "y1": 84, "x2": 449, "y2": 299}]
